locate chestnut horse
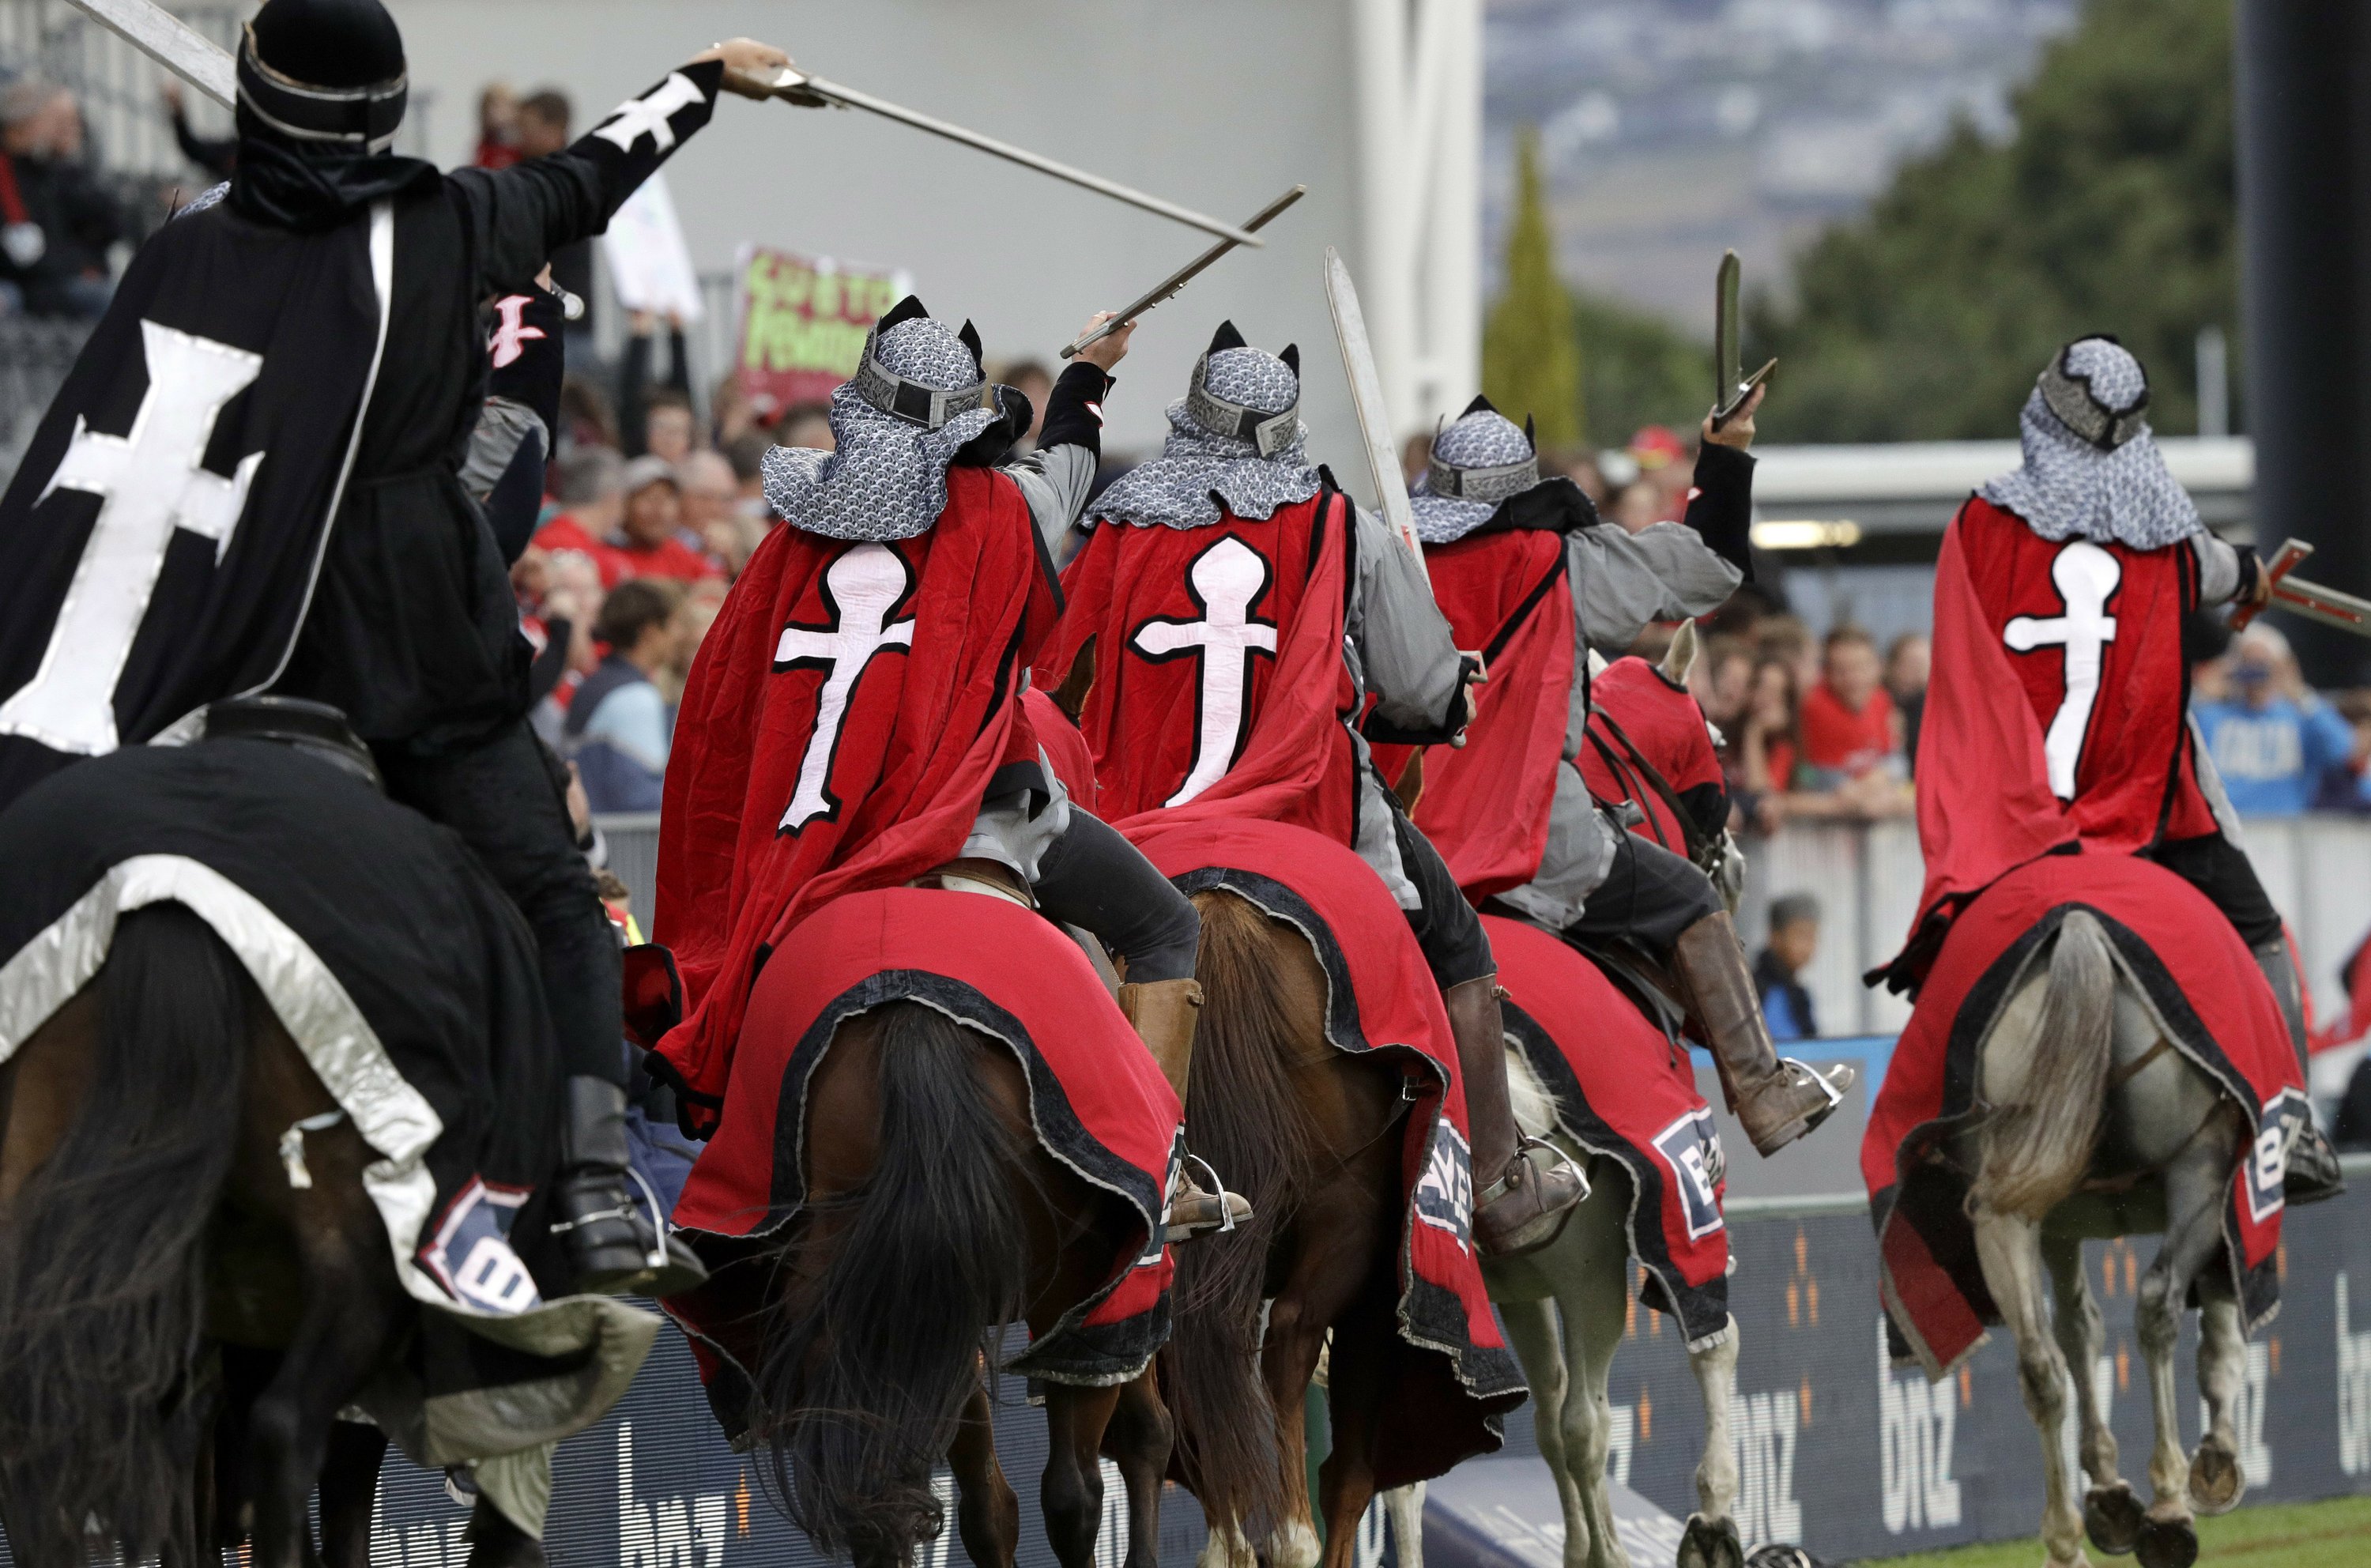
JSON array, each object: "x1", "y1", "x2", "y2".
[
  {"x1": 727, "y1": 910, "x2": 1246, "y2": 1568},
  {"x1": 1150, "y1": 887, "x2": 1419, "y2": 1568},
  {"x1": 0, "y1": 903, "x2": 429, "y2": 1568}
]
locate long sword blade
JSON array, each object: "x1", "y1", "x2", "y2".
[
  {"x1": 775, "y1": 70, "x2": 1261, "y2": 247},
  {"x1": 2271, "y1": 574, "x2": 2371, "y2": 639},
  {"x1": 66, "y1": 0, "x2": 234, "y2": 108},
  {"x1": 1061, "y1": 185, "x2": 1306, "y2": 360},
  {"x1": 1322, "y1": 246, "x2": 1427, "y2": 586},
  {"x1": 1714, "y1": 249, "x2": 1741, "y2": 414}
]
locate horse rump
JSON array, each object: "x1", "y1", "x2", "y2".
[
  {"x1": 752, "y1": 1001, "x2": 1035, "y2": 1564},
  {"x1": 1973, "y1": 907, "x2": 2117, "y2": 1220},
  {"x1": 0, "y1": 903, "x2": 252, "y2": 1565},
  {"x1": 1155, "y1": 890, "x2": 1314, "y2": 1539}
]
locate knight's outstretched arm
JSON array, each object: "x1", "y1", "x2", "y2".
[{"x1": 450, "y1": 38, "x2": 790, "y2": 296}]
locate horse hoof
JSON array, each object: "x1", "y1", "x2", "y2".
[
  {"x1": 2083, "y1": 1482, "x2": 2145, "y2": 1555},
  {"x1": 1676, "y1": 1513, "x2": 1742, "y2": 1568},
  {"x1": 2133, "y1": 1514, "x2": 2198, "y2": 1568},
  {"x1": 2188, "y1": 1438, "x2": 2244, "y2": 1516},
  {"x1": 1266, "y1": 1520, "x2": 1321, "y2": 1568}
]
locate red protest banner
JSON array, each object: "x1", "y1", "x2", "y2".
[{"x1": 734, "y1": 247, "x2": 913, "y2": 422}]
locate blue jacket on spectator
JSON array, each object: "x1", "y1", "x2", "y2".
[
  {"x1": 2192, "y1": 694, "x2": 2354, "y2": 816},
  {"x1": 564, "y1": 654, "x2": 670, "y2": 813}
]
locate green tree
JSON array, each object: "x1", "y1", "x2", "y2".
[
  {"x1": 1750, "y1": 0, "x2": 2238, "y2": 443},
  {"x1": 1483, "y1": 128, "x2": 1582, "y2": 447},
  {"x1": 1574, "y1": 287, "x2": 1710, "y2": 448}
]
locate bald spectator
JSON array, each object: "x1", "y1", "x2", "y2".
[
  {"x1": 678, "y1": 450, "x2": 758, "y2": 575},
  {"x1": 536, "y1": 447, "x2": 627, "y2": 585},
  {"x1": 0, "y1": 79, "x2": 122, "y2": 318},
  {"x1": 775, "y1": 400, "x2": 834, "y2": 453}
]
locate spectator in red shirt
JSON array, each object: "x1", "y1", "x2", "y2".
[
  {"x1": 605, "y1": 454, "x2": 722, "y2": 584},
  {"x1": 1795, "y1": 625, "x2": 1913, "y2": 816},
  {"x1": 534, "y1": 448, "x2": 626, "y2": 586}
]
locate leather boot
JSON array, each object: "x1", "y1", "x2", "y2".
[
  {"x1": 1446, "y1": 974, "x2": 1584, "y2": 1257},
  {"x1": 1116, "y1": 978, "x2": 1252, "y2": 1242},
  {"x1": 552, "y1": 1076, "x2": 708, "y2": 1296},
  {"x1": 2255, "y1": 940, "x2": 2344, "y2": 1205},
  {"x1": 1672, "y1": 912, "x2": 1851, "y2": 1158}
]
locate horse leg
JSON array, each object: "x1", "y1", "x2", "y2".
[
  {"x1": 1382, "y1": 1483, "x2": 1426, "y2": 1568},
  {"x1": 1257, "y1": 1295, "x2": 1330, "y2": 1568},
  {"x1": 1970, "y1": 1208, "x2": 2088, "y2": 1568},
  {"x1": 1041, "y1": 1382, "x2": 1123, "y2": 1568},
  {"x1": 2188, "y1": 1288, "x2": 2247, "y2": 1517},
  {"x1": 1101, "y1": 1370, "x2": 1173, "y2": 1568},
  {"x1": 1679, "y1": 1317, "x2": 1741, "y2": 1568},
  {"x1": 316, "y1": 1422, "x2": 387, "y2": 1568},
  {"x1": 2043, "y1": 1234, "x2": 2140, "y2": 1555},
  {"x1": 1315, "y1": 1278, "x2": 1397, "y2": 1568},
  {"x1": 1498, "y1": 1298, "x2": 1588, "y2": 1568},
  {"x1": 948, "y1": 1378, "x2": 1020, "y2": 1568},
  {"x1": 2131, "y1": 1130, "x2": 2237, "y2": 1568},
  {"x1": 1534, "y1": 1166, "x2": 1638, "y2": 1568},
  {"x1": 231, "y1": 1035, "x2": 409, "y2": 1568}
]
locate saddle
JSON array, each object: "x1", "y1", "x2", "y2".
[{"x1": 201, "y1": 695, "x2": 383, "y2": 792}]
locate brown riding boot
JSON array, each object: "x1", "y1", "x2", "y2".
[
  {"x1": 1672, "y1": 911, "x2": 1849, "y2": 1157},
  {"x1": 1116, "y1": 978, "x2": 1253, "y2": 1241},
  {"x1": 1445, "y1": 974, "x2": 1585, "y2": 1257}
]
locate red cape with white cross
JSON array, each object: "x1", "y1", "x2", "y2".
[
  {"x1": 1878, "y1": 496, "x2": 2219, "y2": 993},
  {"x1": 650, "y1": 468, "x2": 1059, "y2": 1133}
]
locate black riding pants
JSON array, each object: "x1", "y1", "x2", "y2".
[
  {"x1": 1391, "y1": 804, "x2": 1497, "y2": 990},
  {"x1": 375, "y1": 721, "x2": 625, "y2": 1087},
  {"x1": 1559, "y1": 824, "x2": 1722, "y2": 959},
  {"x1": 1031, "y1": 806, "x2": 1202, "y2": 984},
  {"x1": 2148, "y1": 831, "x2": 2284, "y2": 949}
]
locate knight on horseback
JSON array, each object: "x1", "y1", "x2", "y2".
[
  {"x1": 1038, "y1": 323, "x2": 1589, "y2": 1254},
  {"x1": 1397, "y1": 386, "x2": 1849, "y2": 1158},
  {"x1": 650, "y1": 298, "x2": 1248, "y2": 1239},
  {"x1": 0, "y1": 0, "x2": 807, "y2": 1294},
  {"x1": 1879, "y1": 335, "x2": 2343, "y2": 1203}
]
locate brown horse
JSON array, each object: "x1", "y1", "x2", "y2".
[
  {"x1": 734, "y1": 967, "x2": 1209, "y2": 1568},
  {"x1": 0, "y1": 903, "x2": 421, "y2": 1568},
  {"x1": 1150, "y1": 888, "x2": 1417, "y2": 1568}
]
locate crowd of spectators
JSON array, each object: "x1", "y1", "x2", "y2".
[{"x1": 2191, "y1": 621, "x2": 2371, "y2": 815}]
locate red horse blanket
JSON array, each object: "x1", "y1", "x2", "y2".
[
  {"x1": 1484, "y1": 914, "x2": 1730, "y2": 1347},
  {"x1": 664, "y1": 888, "x2": 1181, "y2": 1432},
  {"x1": 1127, "y1": 816, "x2": 1526, "y2": 1485},
  {"x1": 1862, "y1": 854, "x2": 2303, "y2": 1376}
]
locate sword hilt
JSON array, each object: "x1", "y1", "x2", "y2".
[{"x1": 2232, "y1": 537, "x2": 2313, "y2": 631}]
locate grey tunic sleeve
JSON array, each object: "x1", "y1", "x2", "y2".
[
  {"x1": 1001, "y1": 443, "x2": 1099, "y2": 556},
  {"x1": 2190, "y1": 531, "x2": 2244, "y2": 605},
  {"x1": 1347, "y1": 506, "x2": 1468, "y2": 736},
  {"x1": 458, "y1": 396, "x2": 548, "y2": 501},
  {"x1": 1568, "y1": 521, "x2": 1744, "y2": 656}
]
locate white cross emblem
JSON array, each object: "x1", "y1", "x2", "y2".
[
  {"x1": 1129, "y1": 535, "x2": 1279, "y2": 806},
  {"x1": 0, "y1": 320, "x2": 266, "y2": 756},
  {"x1": 488, "y1": 294, "x2": 545, "y2": 369},
  {"x1": 592, "y1": 73, "x2": 706, "y2": 156},
  {"x1": 775, "y1": 544, "x2": 917, "y2": 832},
  {"x1": 2004, "y1": 540, "x2": 2121, "y2": 800}
]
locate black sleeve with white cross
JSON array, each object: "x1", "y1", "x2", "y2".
[{"x1": 571, "y1": 60, "x2": 725, "y2": 226}]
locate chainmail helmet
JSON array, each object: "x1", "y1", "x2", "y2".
[
  {"x1": 1091, "y1": 321, "x2": 1322, "y2": 530},
  {"x1": 762, "y1": 296, "x2": 1008, "y2": 541},
  {"x1": 1980, "y1": 335, "x2": 2201, "y2": 549},
  {"x1": 1411, "y1": 397, "x2": 1544, "y2": 542},
  {"x1": 239, "y1": 0, "x2": 409, "y2": 153}
]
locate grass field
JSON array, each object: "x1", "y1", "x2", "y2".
[{"x1": 1859, "y1": 1493, "x2": 2371, "y2": 1567}]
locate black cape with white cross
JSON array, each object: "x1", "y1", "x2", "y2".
[{"x1": 0, "y1": 192, "x2": 382, "y2": 810}]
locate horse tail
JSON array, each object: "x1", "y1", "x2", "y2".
[
  {"x1": 0, "y1": 903, "x2": 251, "y2": 1564},
  {"x1": 1160, "y1": 891, "x2": 1310, "y2": 1536},
  {"x1": 755, "y1": 1001, "x2": 1035, "y2": 1565},
  {"x1": 1974, "y1": 908, "x2": 2117, "y2": 1219}
]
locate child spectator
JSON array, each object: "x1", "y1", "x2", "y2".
[
  {"x1": 1755, "y1": 894, "x2": 1821, "y2": 1042},
  {"x1": 2193, "y1": 624, "x2": 2357, "y2": 816},
  {"x1": 566, "y1": 579, "x2": 684, "y2": 812},
  {"x1": 606, "y1": 455, "x2": 722, "y2": 584}
]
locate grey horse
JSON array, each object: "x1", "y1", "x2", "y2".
[{"x1": 1955, "y1": 907, "x2": 2256, "y2": 1568}]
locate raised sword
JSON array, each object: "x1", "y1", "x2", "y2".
[
  {"x1": 2231, "y1": 538, "x2": 2371, "y2": 639},
  {"x1": 1061, "y1": 185, "x2": 1306, "y2": 360}
]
